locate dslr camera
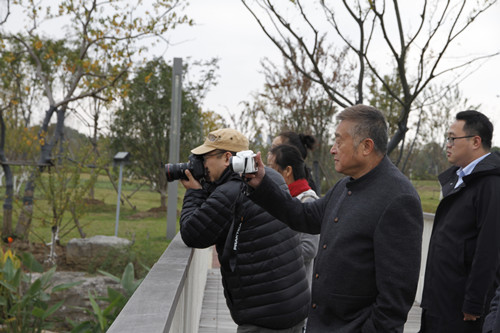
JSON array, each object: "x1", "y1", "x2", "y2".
[
  {"x1": 230, "y1": 150, "x2": 258, "y2": 174},
  {"x1": 165, "y1": 154, "x2": 205, "y2": 182}
]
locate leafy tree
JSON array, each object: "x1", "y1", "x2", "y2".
[
  {"x1": 33, "y1": 142, "x2": 99, "y2": 261},
  {"x1": 109, "y1": 58, "x2": 218, "y2": 209},
  {"x1": 242, "y1": 0, "x2": 498, "y2": 161},
  {"x1": 0, "y1": 0, "x2": 192, "y2": 238}
]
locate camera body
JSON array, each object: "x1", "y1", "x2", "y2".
[
  {"x1": 230, "y1": 150, "x2": 258, "y2": 174},
  {"x1": 165, "y1": 154, "x2": 205, "y2": 182}
]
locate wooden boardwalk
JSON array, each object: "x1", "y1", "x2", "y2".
[{"x1": 199, "y1": 268, "x2": 422, "y2": 332}]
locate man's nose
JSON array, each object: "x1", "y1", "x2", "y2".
[{"x1": 330, "y1": 145, "x2": 336, "y2": 154}]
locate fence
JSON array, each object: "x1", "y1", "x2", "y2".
[{"x1": 107, "y1": 232, "x2": 211, "y2": 333}]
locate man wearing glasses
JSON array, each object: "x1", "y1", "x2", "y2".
[
  {"x1": 179, "y1": 128, "x2": 309, "y2": 332},
  {"x1": 420, "y1": 110, "x2": 500, "y2": 332}
]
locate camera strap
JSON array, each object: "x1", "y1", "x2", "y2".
[{"x1": 227, "y1": 181, "x2": 245, "y2": 272}]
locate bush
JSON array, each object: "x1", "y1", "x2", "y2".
[{"x1": 0, "y1": 248, "x2": 80, "y2": 332}]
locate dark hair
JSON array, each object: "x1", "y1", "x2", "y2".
[
  {"x1": 269, "y1": 144, "x2": 306, "y2": 180},
  {"x1": 277, "y1": 131, "x2": 316, "y2": 159},
  {"x1": 456, "y1": 110, "x2": 493, "y2": 149},
  {"x1": 337, "y1": 104, "x2": 388, "y2": 155}
]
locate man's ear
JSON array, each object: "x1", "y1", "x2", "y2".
[
  {"x1": 223, "y1": 152, "x2": 232, "y2": 166},
  {"x1": 472, "y1": 136, "x2": 483, "y2": 150},
  {"x1": 361, "y1": 138, "x2": 375, "y2": 156}
]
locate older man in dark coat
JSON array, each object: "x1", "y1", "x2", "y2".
[
  {"x1": 420, "y1": 111, "x2": 500, "y2": 333},
  {"x1": 246, "y1": 105, "x2": 423, "y2": 332}
]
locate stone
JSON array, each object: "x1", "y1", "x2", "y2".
[
  {"x1": 28, "y1": 271, "x2": 124, "y2": 329},
  {"x1": 66, "y1": 235, "x2": 132, "y2": 269}
]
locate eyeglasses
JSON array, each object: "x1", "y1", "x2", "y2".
[
  {"x1": 446, "y1": 135, "x2": 475, "y2": 146},
  {"x1": 203, "y1": 151, "x2": 225, "y2": 162}
]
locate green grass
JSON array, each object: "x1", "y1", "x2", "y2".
[
  {"x1": 412, "y1": 179, "x2": 441, "y2": 214},
  {"x1": 1, "y1": 172, "x2": 186, "y2": 278}
]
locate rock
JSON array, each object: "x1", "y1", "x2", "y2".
[
  {"x1": 29, "y1": 271, "x2": 124, "y2": 329},
  {"x1": 66, "y1": 235, "x2": 132, "y2": 269}
]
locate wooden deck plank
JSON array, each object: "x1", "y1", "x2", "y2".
[{"x1": 199, "y1": 268, "x2": 422, "y2": 332}]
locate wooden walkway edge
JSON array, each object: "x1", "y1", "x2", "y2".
[{"x1": 199, "y1": 268, "x2": 422, "y2": 332}]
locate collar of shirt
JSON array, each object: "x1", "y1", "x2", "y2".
[{"x1": 454, "y1": 152, "x2": 491, "y2": 188}]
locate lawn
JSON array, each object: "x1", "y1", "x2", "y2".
[
  {"x1": 412, "y1": 179, "x2": 441, "y2": 214},
  {"x1": 2, "y1": 171, "x2": 186, "y2": 278}
]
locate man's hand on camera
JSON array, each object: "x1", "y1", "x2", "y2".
[
  {"x1": 244, "y1": 152, "x2": 265, "y2": 188},
  {"x1": 181, "y1": 169, "x2": 202, "y2": 190}
]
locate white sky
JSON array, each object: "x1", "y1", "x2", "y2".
[
  {"x1": 166, "y1": 0, "x2": 500, "y2": 146},
  {"x1": 3, "y1": 0, "x2": 500, "y2": 146}
]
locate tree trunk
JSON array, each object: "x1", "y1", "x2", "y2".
[
  {"x1": 160, "y1": 191, "x2": 167, "y2": 209},
  {"x1": 15, "y1": 178, "x2": 34, "y2": 238},
  {"x1": 1, "y1": 165, "x2": 14, "y2": 237},
  {"x1": 15, "y1": 105, "x2": 60, "y2": 239},
  {"x1": 0, "y1": 111, "x2": 14, "y2": 237}
]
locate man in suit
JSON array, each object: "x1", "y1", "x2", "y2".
[{"x1": 420, "y1": 110, "x2": 500, "y2": 333}]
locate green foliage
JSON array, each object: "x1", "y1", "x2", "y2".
[
  {"x1": 413, "y1": 180, "x2": 441, "y2": 213},
  {"x1": 0, "y1": 249, "x2": 81, "y2": 332},
  {"x1": 109, "y1": 58, "x2": 215, "y2": 207},
  {"x1": 68, "y1": 262, "x2": 146, "y2": 333},
  {"x1": 34, "y1": 143, "x2": 99, "y2": 241}
]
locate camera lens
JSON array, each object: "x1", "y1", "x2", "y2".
[{"x1": 165, "y1": 162, "x2": 188, "y2": 182}]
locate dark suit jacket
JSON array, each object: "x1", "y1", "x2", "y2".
[{"x1": 421, "y1": 153, "x2": 500, "y2": 332}]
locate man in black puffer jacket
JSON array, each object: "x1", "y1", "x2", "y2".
[{"x1": 179, "y1": 128, "x2": 310, "y2": 332}]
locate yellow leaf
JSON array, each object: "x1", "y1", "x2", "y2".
[{"x1": 34, "y1": 40, "x2": 43, "y2": 50}]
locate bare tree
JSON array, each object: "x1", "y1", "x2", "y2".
[
  {"x1": 242, "y1": 0, "x2": 499, "y2": 159},
  {"x1": 233, "y1": 37, "x2": 351, "y2": 189}
]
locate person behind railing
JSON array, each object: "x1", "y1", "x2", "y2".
[
  {"x1": 267, "y1": 144, "x2": 319, "y2": 288},
  {"x1": 245, "y1": 105, "x2": 423, "y2": 332},
  {"x1": 271, "y1": 131, "x2": 319, "y2": 194},
  {"x1": 179, "y1": 128, "x2": 309, "y2": 333},
  {"x1": 267, "y1": 144, "x2": 320, "y2": 332},
  {"x1": 419, "y1": 110, "x2": 500, "y2": 333}
]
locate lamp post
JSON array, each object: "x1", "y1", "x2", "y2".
[
  {"x1": 166, "y1": 58, "x2": 182, "y2": 241},
  {"x1": 113, "y1": 152, "x2": 130, "y2": 237}
]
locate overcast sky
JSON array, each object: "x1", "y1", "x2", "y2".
[
  {"x1": 3, "y1": 0, "x2": 499, "y2": 145},
  {"x1": 167, "y1": 0, "x2": 500, "y2": 146}
]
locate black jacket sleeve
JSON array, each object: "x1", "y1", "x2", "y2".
[
  {"x1": 464, "y1": 176, "x2": 500, "y2": 315},
  {"x1": 180, "y1": 182, "x2": 241, "y2": 248},
  {"x1": 249, "y1": 173, "x2": 329, "y2": 234}
]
